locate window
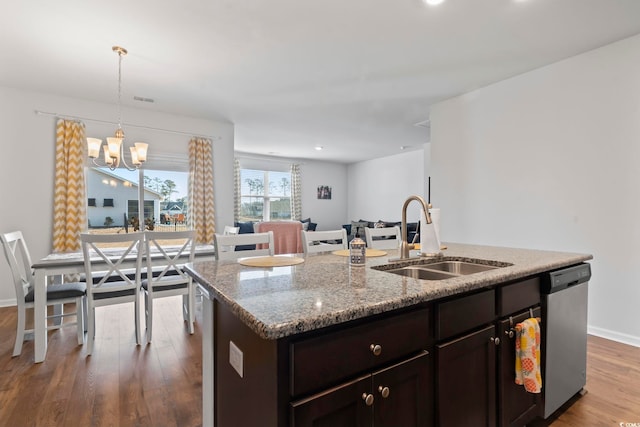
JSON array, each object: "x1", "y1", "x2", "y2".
[
  {"x1": 88, "y1": 198, "x2": 96, "y2": 207},
  {"x1": 85, "y1": 167, "x2": 189, "y2": 233},
  {"x1": 240, "y1": 169, "x2": 291, "y2": 222}
]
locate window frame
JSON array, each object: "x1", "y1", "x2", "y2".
[{"x1": 240, "y1": 168, "x2": 292, "y2": 222}]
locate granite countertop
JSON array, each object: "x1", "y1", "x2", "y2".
[{"x1": 185, "y1": 242, "x2": 592, "y2": 340}]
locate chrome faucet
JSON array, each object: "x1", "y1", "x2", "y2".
[{"x1": 400, "y1": 195, "x2": 432, "y2": 260}]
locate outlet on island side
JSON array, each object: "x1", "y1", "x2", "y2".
[{"x1": 229, "y1": 340, "x2": 244, "y2": 378}]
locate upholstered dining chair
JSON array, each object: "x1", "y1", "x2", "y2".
[
  {"x1": 142, "y1": 230, "x2": 196, "y2": 342},
  {"x1": 214, "y1": 231, "x2": 275, "y2": 260},
  {"x1": 364, "y1": 226, "x2": 401, "y2": 250},
  {"x1": 1, "y1": 230, "x2": 86, "y2": 357},
  {"x1": 80, "y1": 232, "x2": 144, "y2": 355},
  {"x1": 301, "y1": 229, "x2": 348, "y2": 254}
]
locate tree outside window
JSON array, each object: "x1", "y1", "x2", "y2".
[{"x1": 240, "y1": 169, "x2": 291, "y2": 222}]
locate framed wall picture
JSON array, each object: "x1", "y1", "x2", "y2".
[{"x1": 317, "y1": 185, "x2": 332, "y2": 200}]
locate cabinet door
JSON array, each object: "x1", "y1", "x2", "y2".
[
  {"x1": 373, "y1": 351, "x2": 433, "y2": 427},
  {"x1": 436, "y1": 325, "x2": 497, "y2": 427},
  {"x1": 290, "y1": 375, "x2": 372, "y2": 427},
  {"x1": 498, "y1": 308, "x2": 542, "y2": 427}
]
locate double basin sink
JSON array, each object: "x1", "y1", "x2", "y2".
[{"x1": 372, "y1": 257, "x2": 513, "y2": 281}]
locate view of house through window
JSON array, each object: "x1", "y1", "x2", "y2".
[
  {"x1": 239, "y1": 169, "x2": 292, "y2": 222},
  {"x1": 86, "y1": 167, "x2": 189, "y2": 235}
]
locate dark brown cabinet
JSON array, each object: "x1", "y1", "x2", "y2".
[
  {"x1": 291, "y1": 351, "x2": 432, "y2": 427},
  {"x1": 498, "y1": 308, "x2": 542, "y2": 427},
  {"x1": 436, "y1": 325, "x2": 497, "y2": 427},
  {"x1": 435, "y1": 277, "x2": 543, "y2": 427},
  {"x1": 211, "y1": 273, "x2": 547, "y2": 427}
]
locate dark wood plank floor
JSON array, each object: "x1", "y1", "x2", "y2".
[
  {"x1": 0, "y1": 297, "x2": 202, "y2": 427},
  {"x1": 1, "y1": 299, "x2": 639, "y2": 426}
]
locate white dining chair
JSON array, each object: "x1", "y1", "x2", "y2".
[
  {"x1": 301, "y1": 229, "x2": 348, "y2": 254},
  {"x1": 219, "y1": 225, "x2": 240, "y2": 252},
  {"x1": 142, "y1": 230, "x2": 196, "y2": 342},
  {"x1": 214, "y1": 231, "x2": 275, "y2": 260},
  {"x1": 80, "y1": 232, "x2": 144, "y2": 355},
  {"x1": 1, "y1": 230, "x2": 86, "y2": 357},
  {"x1": 364, "y1": 226, "x2": 401, "y2": 250}
]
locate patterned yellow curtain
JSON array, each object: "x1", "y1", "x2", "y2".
[
  {"x1": 290, "y1": 164, "x2": 302, "y2": 221},
  {"x1": 233, "y1": 158, "x2": 241, "y2": 221},
  {"x1": 53, "y1": 119, "x2": 87, "y2": 252},
  {"x1": 188, "y1": 137, "x2": 215, "y2": 244}
]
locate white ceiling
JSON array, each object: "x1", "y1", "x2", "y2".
[{"x1": 3, "y1": 0, "x2": 640, "y2": 163}]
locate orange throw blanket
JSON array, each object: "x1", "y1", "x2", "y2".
[
  {"x1": 256, "y1": 221, "x2": 303, "y2": 255},
  {"x1": 515, "y1": 317, "x2": 542, "y2": 393}
]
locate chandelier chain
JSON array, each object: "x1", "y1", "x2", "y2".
[{"x1": 117, "y1": 50, "x2": 122, "y2": 131}]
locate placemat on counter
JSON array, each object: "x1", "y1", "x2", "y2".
[
  {"x1": 332, "y1": 249, "x2": 387, "y2": 257},
  {"x1": 412, "y1": 243, "x2": 448, "y2": 250},
  {"x1": 238, "y1": 256, "x2": 305, "y2": 267}
]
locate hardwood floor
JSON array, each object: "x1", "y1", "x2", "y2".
[
  {"x1": 547, "y1": 335, "x2": 640, "y2": 427},
  {"x1": 0, "y1": 300, "x2": 639, "y2": 426},
  {"x1": 0, "y1": 297, "x2": 202, "y2": 427}
]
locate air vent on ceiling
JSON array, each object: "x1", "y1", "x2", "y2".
[{"x1": 133, "y1": 96, "x2": 155, "y2": 103}]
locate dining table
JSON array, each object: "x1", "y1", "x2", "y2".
[{"x1": 30, "y1": 244, "x2": 216, "y2": 363}]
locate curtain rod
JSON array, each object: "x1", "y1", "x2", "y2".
[
  {"x1": 235, "y1": 152, "x2": 305, "y2": 165},
  {"x1": 34, "y1": 109, "x2": 220, "y2": 140}
]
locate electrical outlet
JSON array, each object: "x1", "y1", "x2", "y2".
[{"x1": 229, "y1": 341, "x2": 243, "y2": 378}]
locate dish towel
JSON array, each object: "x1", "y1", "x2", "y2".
[{"x1": 515, "y1": 317, "x2": 542, "y2": 393}]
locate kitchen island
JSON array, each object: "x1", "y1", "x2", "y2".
[{"x1": 185, "y1": 242, "x2": 592, "y2": 427}]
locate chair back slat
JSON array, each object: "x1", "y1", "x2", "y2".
[
  {"x1": 1, "y1": 231, "x2": 34, "y2": 299},
  {"x1": 144, "y1": 230, "x2": 195, "y2": 284},
  {"x1": 301, "y1": 229, "x2": 348, "y2": 254},
  {"x1": 364, "y1": 226, "x2": 401, "y2": 250},
  {"x1": 214, "y1": 231, "x2": 274, "y2": 260},
  {"x1": 80, "y1": 232, "x2": 144, "y2": 294}
]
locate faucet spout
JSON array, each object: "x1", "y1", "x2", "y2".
[{"x1": 400, "y1": 195, "x2": 432, "y2": 260}]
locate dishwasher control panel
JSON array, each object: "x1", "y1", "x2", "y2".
[{"x1": 543, "y1": 263, "x2": 591, "y2": 294}]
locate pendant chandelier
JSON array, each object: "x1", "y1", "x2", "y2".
[{"x1": 86, "y1": 46, "x2": 148, "y2": 171}]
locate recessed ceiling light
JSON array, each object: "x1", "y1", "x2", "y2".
[
  {"x1": 424, "y1": 0, "x2": 445, "y2": 5},
  {"x1": 315, "y1": 146, "x2": 323, "y2": 151}
]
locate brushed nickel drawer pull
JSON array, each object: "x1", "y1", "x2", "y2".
[
  {"x1": 362, "y1": 393, "x2": 374, "y2": 406},
  {"x1": 369, "y1": 344, "x2": 382, "y2": 356},
  {"x1": 378, "y1": 385, "x2": 390, "y2": 398}
]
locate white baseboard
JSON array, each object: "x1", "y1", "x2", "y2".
[
  {"x1": 588, "y1": 325, "x2": 640, "y2": 348},
  {"x1": 0, "y1": 298, "x2": 17, "y2": 308}
]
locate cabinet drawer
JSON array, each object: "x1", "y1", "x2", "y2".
[
  {"x1": 436, "y1": 289, "x2": 495, "y2": 341},
  {"x1": 290, "y1": 307, "x2": 430, "y2": 398},
  {"x1": 498, "y1": 276, "x2": 540, "y2": 317}
]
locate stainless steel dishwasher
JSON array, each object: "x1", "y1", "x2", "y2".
[{"x1": 542, "y1": 263, "x2": 591, "y2": 419}]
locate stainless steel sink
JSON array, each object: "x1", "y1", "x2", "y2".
[
  {"x1": 385, "y1": 266, "x2": 458, "y2": 280},
  {"x1": 372, "y1": 257, "x2": 512, "y2": 281},
  {"x1": 422, "y1": 261, "x2": 499, "y2": 275}
]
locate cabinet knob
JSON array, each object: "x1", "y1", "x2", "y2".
[
  {"x1": 369, "y1": 344, "x2": 382, "y2": 356},
  {"x1": 362, "y1": 393, "x2": 374, "y2": 406},
  {"x1": 490, "y1": 337, "x2": 501, "y2": 346},
  {"x1": 378, "y1": 385, "x2": 390, "y2": 398},
  {"x1": 505, "y1": 329, "x2": 514, "y2": 338}
]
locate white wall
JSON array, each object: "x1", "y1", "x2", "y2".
[
  {"x1": 0, "y1": 85, "x2": 234, "y2": 305},
  {"x1": 300, "y1": 160, "x2": 348, "y2": 230},
  {"x1": 347, "y1": 149, "x2": 426, "y2": 223},
  {"x1": 431, "y1": 34, "x2": 640, "y2": 346}
]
